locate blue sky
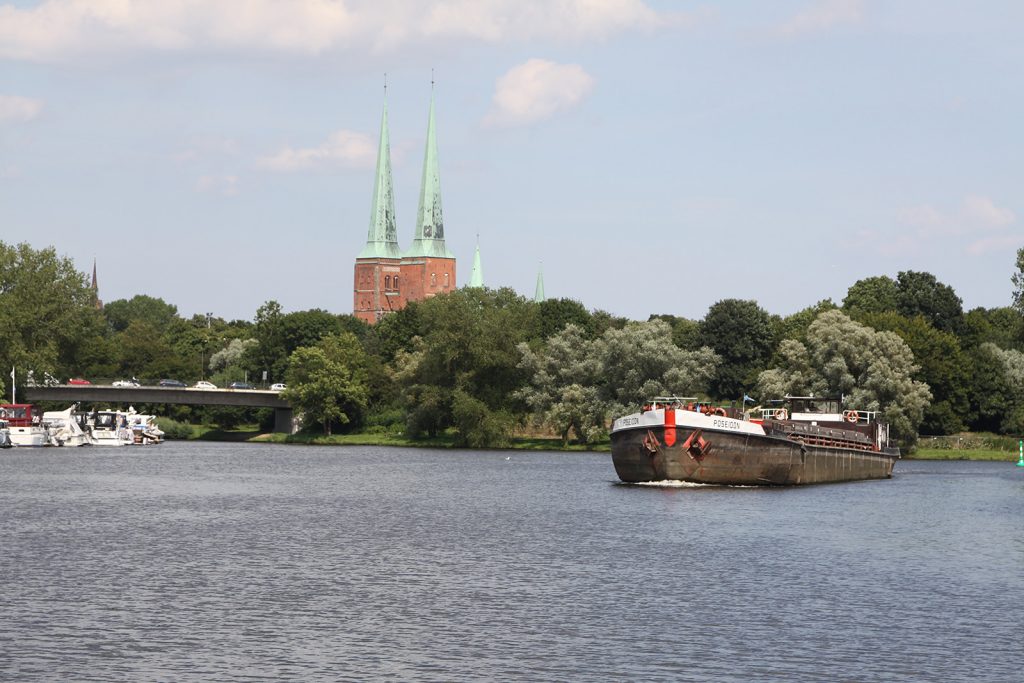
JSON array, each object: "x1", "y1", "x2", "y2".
[{"x1": 1, "y1": 0, "x2": 1021, "y2": 322}]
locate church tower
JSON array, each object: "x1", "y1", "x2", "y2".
[
  {"x1": 399, "y1": 92, "x2": 456, "y2": 302},
  {"x1": 353, "y1": 98, "x2": 403, "y2": 324}
]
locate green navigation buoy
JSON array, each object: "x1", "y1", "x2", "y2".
[{"x1": 1017, "y1": 439, "x2": 1024, "y2": 467}]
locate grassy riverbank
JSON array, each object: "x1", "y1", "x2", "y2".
[
  {"x1": 254, "y1": 431, "x2": 611, "y2": 452},
  {"x1": 164, "y1": 418, "x2": 1017, "y2": 459}
]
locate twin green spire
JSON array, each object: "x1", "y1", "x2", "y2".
[
  {"x1": 359, "y1": 92, "x2": 453, "y2": 260},
  {"x1": 404, "y1": 94, "x2": 454, "y2": 259},
  {"x1": 358, "y1": 100, "x2": 401, "y2": 259}
]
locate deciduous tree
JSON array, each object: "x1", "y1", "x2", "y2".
[
  {"x1": 284, "y1": 332, "x2": 369, "y2": 435},
  {"x1": 699, "y1": 299, "x2": 774, "y2": 398}
]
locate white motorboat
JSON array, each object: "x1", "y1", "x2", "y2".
[{"x1": 42, "y1": 405, "x2": 97, "y2": 447}]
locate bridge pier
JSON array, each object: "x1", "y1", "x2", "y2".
[{"x1": 274, "y1": 407, "x2": 298, "y2": 434}]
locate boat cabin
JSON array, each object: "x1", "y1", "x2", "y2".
[
  {"x1": 758, "y1": 395, "x2": 876, "y2": 425},
  {"x1": 0, "y1": 404, "x2": 39, "y2": 428}
]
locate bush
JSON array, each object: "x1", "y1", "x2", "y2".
[
  {"x1": 154, "y1": 417, "x2": 195, "y2": 440},
  {"x1": 452, "y1": 389, "x2": 512, "y2": 448}
]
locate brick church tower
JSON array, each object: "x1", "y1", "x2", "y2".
[
  {"x1": 353, "y1": 99, "x2": 402, "y2": 323},
  {"x1": 354, "y1": 91, "x2": 456, "y2": 323}
]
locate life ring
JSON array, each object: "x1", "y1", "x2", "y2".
[
  {"x1": 713, "y1": 407, "x2": 727, "y2": 417},
  {"x1": 844, "y1": 410, "x2": 859, "y2": 423},
  {"x1": 775, "y1": 408, "x2": 788, "y2": 420}
]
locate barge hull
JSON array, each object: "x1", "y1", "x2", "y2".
[{"x1": 612, "y1": 425, "x2": 896, "y2": 486}]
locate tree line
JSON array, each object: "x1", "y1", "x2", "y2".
[{"x1": 2, "y1": 240, "x2": 1023, "y2": 446}]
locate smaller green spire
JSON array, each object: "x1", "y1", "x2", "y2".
[
  {"x1": 468, "y1": 238, "x2": 484, "y2": 288},
  {"x1": 534, "y1": 262, "x2": 545, "y2": 302}
]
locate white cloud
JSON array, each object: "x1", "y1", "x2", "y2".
[
  {"x1": 0, "y1": 0, "x2": 664, "y2": 63},
  {"x1": 775, "y1": 0, "x2": 864, "y2": 37},
  {"x1": 898, "y1": 195, "x2": 1016, "y2": 236},
  {"x1": 0, "y1": 95, "x2": 43, "y2": 123},
  {"x1": 422, "y1": 0, "x2": 660, "y2": 42},
  {"x1": 966, "y1": 234, "x2": 1022, "y2": 256},
  {"x1": 196, "y1": 175, "x2": 240, "y2": 196},
  {"x1": 257, "y1": 129, "x2": 376, "y2": 172},
  {"x1": 962, "y1": 194, "x2": 1015, "y2": 228},
  {"x1": 484, "y1": 59, "x2": 595, "y2": 127}
]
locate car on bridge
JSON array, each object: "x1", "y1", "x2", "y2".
[
  {"x1": 112, "y1": 379, "x2": 140, "y2": 388},
  {"x1": 228, "y1": 381, "x2": 255, "y2": 390},
  {"x1": 270, "y1": 383, "x2": 287, "y2": 392},
  {"x1": 159, "y1": 379, "x2": 187, "y2": 388},
  {"x1": 68, "y1": 378, "x2": 91, "y2": 385},
  {"x1": 192, "y1": 381, "x2": 217, "y2": 390}
]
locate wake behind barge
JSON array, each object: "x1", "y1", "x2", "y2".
[{"x1": 610, "y1": 396, "x2": 900, "y2": 486}]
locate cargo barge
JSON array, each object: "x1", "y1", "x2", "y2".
[{"x1": 610, "y1": 396, "x2": 900, "y2": 485}]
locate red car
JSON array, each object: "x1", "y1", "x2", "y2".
[{"x1": 67, "y1": 378, "x2": 91, "y2": 385}]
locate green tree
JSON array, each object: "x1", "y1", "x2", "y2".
[
  {"x1": 775, "y1": 299, "x2": 837, "y2": 344},
  {"x1": 247, "y1": 300, "x2": 286, "y2": 382},
  {"x1": 284, "y1": 332, "x2": 369, "y2": 435},
  {"x1": 535, "y1": 298, "x2": 592, "y2": 339},
  {"x1": 843, "y1": 276, "x2": 898, "y2": 315},
  {"x1": 699, "y1": 299, "x2": 774, "y2": 398},
  {"x1": 895, "y1": 271, "x2": 964, "y2": 334},
  {"x1": 0, "y1": 242, "x2": 98, "y2": 383},
  {"x1": 967, "y1": 343, "x2": 1017, "y2": 433},
  {"x1": 961, "y1": 307, "x2": 1023, "y2": 351},
  {"x1": 756, "y1": 310, "x2": 931, "y2": 444},
  {"x1": 858, "y1": 312, "x2": 970, "y2": 434},
  {"x1": 392, "y1": 288, "x2": 536, "y2": 444},
  {"x1": 103, "y1": 294, "x2": 179, "y2": 333}
]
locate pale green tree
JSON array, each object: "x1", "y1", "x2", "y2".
[
  {"x1": 209, "y1": 338, "x2": 257, "y2": 372},
  {"x1": 1012, "y1": 247, "x2": 1024, "y2": 317},
  {"x1": 757, "y1": 310, "x2": 931, "y2": 443},
  {"x1": 517, "y1": 320, "x2": 720, "y2": 444}
]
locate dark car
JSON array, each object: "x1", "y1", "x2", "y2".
[
  {"x1": 159, "y1": 379, "x2": 187, "y2": 388},
  {"x1": 228, "y1": 381, "x2": 255, "y2": 390}
]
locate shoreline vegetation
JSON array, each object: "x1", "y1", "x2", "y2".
[{"x1": 170, "y1": 422, "x2": 1021, "y2": 461}]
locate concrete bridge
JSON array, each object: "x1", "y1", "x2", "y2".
[{"x1": 23, "y1": 386, "x2": 297, "y2": 433}]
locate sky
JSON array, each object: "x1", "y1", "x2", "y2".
[{"x1": 1, "y1": 0, "x2": 1022, "y2": 323}]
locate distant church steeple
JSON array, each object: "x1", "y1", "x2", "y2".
[
  {"x1": 468, "y1": 237, "x2": 484, "y2": 288},
  {"x1": 358, "y1": 93, "x2": 401, "y2": 259},
  {"x1": 534, "y1": 262, "x2": 545, "y2": 302},
  {"x1": 91, "y1": 257, "x2": 102, "y2": 309}
]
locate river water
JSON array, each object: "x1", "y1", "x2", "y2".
[{"x1": 1, "y1": 443, "x2": 1021, "y2": 682}]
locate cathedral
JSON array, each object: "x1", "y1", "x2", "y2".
[{"x1": 353, "y1": 92, "x2": 456, "y2": 324}]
